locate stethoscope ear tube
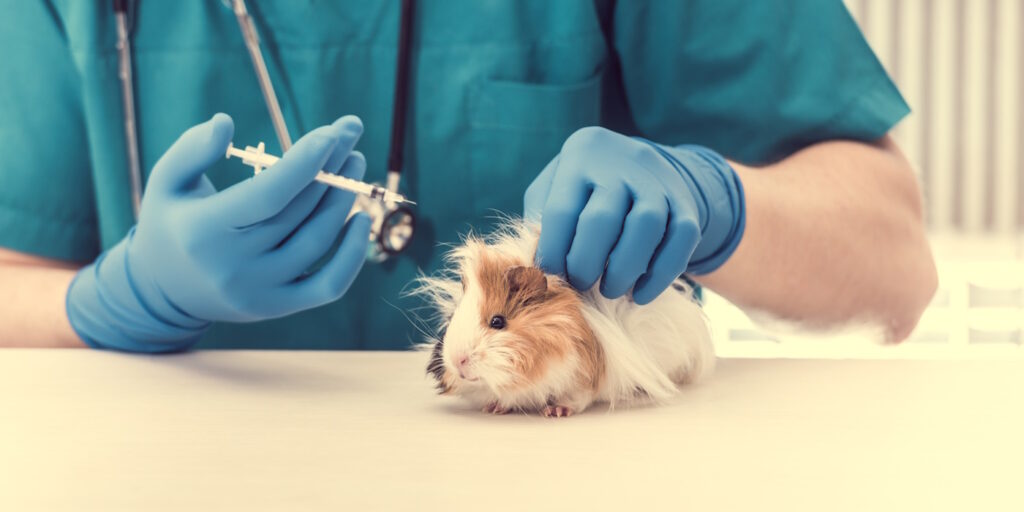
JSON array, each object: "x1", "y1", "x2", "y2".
[
  {"x1": 231, "y1": 0, "x2": 293, "y2": 151},
  {"x1": 114, "y1": 0, "x2": 143, "y2": 219}
]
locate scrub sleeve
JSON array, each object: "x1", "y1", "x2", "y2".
[{"x1": 610, "y1": 0, "x2": 910, "y2": 164}]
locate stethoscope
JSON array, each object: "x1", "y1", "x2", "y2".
[{"x1": 113, "y1": 0, "x2": 416, "y2": 261}]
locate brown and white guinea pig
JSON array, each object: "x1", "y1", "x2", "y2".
[{"x1": 409, "y1": 219, "x2": 715, "y2": 417}]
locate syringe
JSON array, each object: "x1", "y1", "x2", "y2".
[{"x1": 225, "y1": 142, "x2": 415, "y2": 205}]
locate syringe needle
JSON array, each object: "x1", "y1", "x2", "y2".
[{"x1": 226, "y1": 142, "x2": 414, "y2": 205}]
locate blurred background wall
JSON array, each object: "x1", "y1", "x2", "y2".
[{"x1": 845, "y1": 0, "x2": 1023, "y2": 234}]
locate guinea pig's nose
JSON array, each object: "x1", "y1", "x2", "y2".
[{"x1": 454, "y1": 354, "x2": 478, "y2": 381}]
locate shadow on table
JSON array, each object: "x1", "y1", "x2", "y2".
[{"x1": 429, "y1": 388, "x2": 696, "y2": 423}]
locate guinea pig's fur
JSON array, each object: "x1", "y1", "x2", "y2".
[{"x1": 410, "y1": 219, "x2": 715, "y2": 417}]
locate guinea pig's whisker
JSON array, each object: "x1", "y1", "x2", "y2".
[{"x1": 382, "y1": 298, "x2": 437, "y2": 342}]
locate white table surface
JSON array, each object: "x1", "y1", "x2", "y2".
[{"x1": 1, "y1": 350, "x2": 1022, "y2": 511}]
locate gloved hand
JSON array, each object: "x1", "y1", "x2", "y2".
[
  {"x1": 524, "y1": 127, "x2": 745, "y2": 305},
  {"x1": 67, "y1": 113, "x2": 371, "y2": 352}
]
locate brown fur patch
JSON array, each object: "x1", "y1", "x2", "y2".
[
  {"x1": 504, "y1": 266, "x2": 547, "y2": 305},
  {"x1": 473, "y1": 250, "x2": 605, "y2": 393}
]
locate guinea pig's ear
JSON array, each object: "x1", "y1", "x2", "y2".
[{"x1": 505, "y1": 266, "x2": 547, "y2": 298}]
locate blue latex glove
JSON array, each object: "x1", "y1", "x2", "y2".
[
  {"x1": 67, "y1": 114, "x2": 372, "y2": 352},
  {"x1": 524, "y1": 127, "x2": 745, "y2": 305}
]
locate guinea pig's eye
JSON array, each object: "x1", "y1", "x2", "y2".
[{"x1": 488, "y1": 315, "x2": 507, "y2": 330}]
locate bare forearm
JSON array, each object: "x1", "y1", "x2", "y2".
[
  {"x1": 0, "y1": 252, "x2": 85, "y2": 347},
  {"x1": 696, "y1": 137, "x2": 938, "y2": 342}
]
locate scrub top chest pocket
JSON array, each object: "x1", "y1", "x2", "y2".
[{"x1": 467, "y1": 69, "x2": 604, "y2": 218}]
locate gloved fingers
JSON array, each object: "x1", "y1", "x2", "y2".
[
  {"x1": 631, "y1": 216, "x2": 700, "y2": 305},
  {"x1": 322, "y1": 116, "x2": 364, "y2": 172},
  {"x1": 523, "y1": 155, "x2": 559, "y2": 221},
  {"x1": 241, "y1": 151, "x2": 366, "y2": 251},
  {"x1": 146, "y1": 113, "x2": 234, "y2": 198},
  {"x1": 564, "y1": 184, "x2": 630, "y2": 290},
  {"x1": 208, "y1": 124, "x2": 345, "y2": 228},
  {"x1": 599, "y1": 197, "x2": 669, "y2": 299},
  {"x1": 535, "y1": 169, "x2": 590, "y2": 277},
  {"x1": 273, "y1": 213, "x2": 371, "y2": 310},
  {"x1": 250, "y1": 116, "x2": 363, "y2": 237},
  {"x1": 257, "y1": 176, "x2": 365, "y2": 283}
]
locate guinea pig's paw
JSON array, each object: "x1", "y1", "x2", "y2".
[
  {"x1": 541, "y1": 405, "x2": 574, "y2": 418},
  {"x1": 482, "y1": 402, "x2": 510, "y2": 415}
]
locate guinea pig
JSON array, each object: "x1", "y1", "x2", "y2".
[{"x1": 410, "y1": 219, "x2": 715, "y2": 417}]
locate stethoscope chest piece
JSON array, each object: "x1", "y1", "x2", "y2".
[
  {"x1": 380, "y1": 205, "x2": 416, "y2": 255},
  {"x1": 356, "y1": 194, "x2": 416, "y2": 262}
]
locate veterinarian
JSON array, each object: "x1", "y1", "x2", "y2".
[{"x1": 0, "y1": 1, "x2": 936, "y2": 351}]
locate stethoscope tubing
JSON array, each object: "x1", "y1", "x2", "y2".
[
  {"x1": 231, "y1": 0, "x2": 293, "y2": 151},
  {"x1": 114, "y1": 0, "x2": 143, "y2": 218},
  {"x1": 114, "y1": 0, "x2": 416, "y2": 257}
]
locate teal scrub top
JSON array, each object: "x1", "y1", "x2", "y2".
[{"x1": 0, "y1": 1, "x2": 908, "y2": 349}]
